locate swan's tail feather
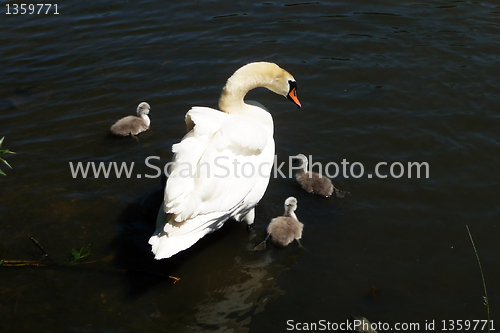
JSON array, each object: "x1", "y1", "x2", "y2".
[
  {"x1": 149, "y1": 230, "x2": 210, "y2": 259},
  {"x1": 149, "y1": 205, "x2": 239, "y2": 259}
]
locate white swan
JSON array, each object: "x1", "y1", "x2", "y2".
[
  {"x1": 110, "y1": 102, "x2": 151, "y2": 136},
  {"x1": 149, "y1": 62, "x2": 301, "y2": 259}
]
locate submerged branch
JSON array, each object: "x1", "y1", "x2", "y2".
[{"x1": 1, "y1": 259, "x2": 50, "y2": 267}]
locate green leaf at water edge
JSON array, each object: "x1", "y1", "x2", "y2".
[
  {"x1": 70, "y1": 245, "x2": 92, "y2": 263},
  {"x1": 0, "y1": 157, "x2": 12, "y2": 169}
]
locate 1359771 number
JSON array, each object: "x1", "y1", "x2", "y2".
[
  {"x1": 6, "y1": 4, "x2": 59, "y2": 15},
  {"x1": 441, "y1": 319, "x2": 494, "y2": 331}
]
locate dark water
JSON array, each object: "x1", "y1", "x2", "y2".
[{"x1": 1, "y1": 0, "x2": 499, "y2": 332}]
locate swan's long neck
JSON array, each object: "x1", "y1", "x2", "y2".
[
  {"x1": 218, "y1": 80, "x2": 255, "y2": 113},
  {"x1": 141, "y1": 114, "x2": 151, "y2": 127},
  {"x1": 298, "y1": 156, "x2": 308, "y2": 173},
  {"x1": 218, "y1": 62, "x2": 289, "y2": 115},
  {"x1": 284, "y1": 206, "x2": 297, "y2": 219}
]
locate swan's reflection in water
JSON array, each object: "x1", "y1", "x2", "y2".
[
  {"x1": 193, "y1": 252, "x2": 285, "y2": 332},
  {"x1": 150, "y1": 237, "x2": 298, "y2": 333}
]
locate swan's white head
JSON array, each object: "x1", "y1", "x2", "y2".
[
  {"x1": 219, "y1": 62, "x2": 301, "y2": 113},
  {"x1": 136, "y1": 102, "x2": 151, "y2": 117},
  {"x1": 292, "y1": 153, "x2": 308, "y2": 171},
  {"x1": 249, "y1": 62, "x2": 301, "y2": 108},
  {"x1": 284, "y1": 196, "x2": 298, "y2": 213}
]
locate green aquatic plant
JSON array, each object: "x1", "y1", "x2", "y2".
[
  {"x1": 466, "y1": 225, "x2": 490, "y2": 333},
  {"x1": 0, "y1": 136, "x2": 15, "y2": 176},
  {"x1": 69, "y1": 245, "x2": 91, "y2": 264}
]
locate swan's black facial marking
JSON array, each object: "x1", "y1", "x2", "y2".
[{"x1": 287, "y1": 80, "x2": 301, "y2": 108}]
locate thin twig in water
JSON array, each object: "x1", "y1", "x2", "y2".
[
  {"x1": 169, "y1": 276, "x2": 181, "y2": 284},
  {"x1": 30, "y1": 237, "x2": 49, "y2": 257},
  {"x1": 0, "y1": 260, "x2": 50, "y2": 267},
  {"x1": 466, "y1": 225, "x2": 490, "y2": 333}
]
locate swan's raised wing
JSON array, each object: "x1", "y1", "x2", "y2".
[{"x1": 164, "y1": 106, "x2": 274, "y2": 225}]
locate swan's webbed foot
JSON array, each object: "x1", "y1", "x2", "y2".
[
  {"x1": 130, "y1": 133, "x2": 139, "y2": 141},
  {"x1": 254, "y1": 234, "x2": 270, "y2": 251},
  {"x1": 296, "y1": 239, "x2": 309, "y2": 251},
  {"x1": 334, "y1": 188, "x2": 349, "y2": 198},
  {"x1": 254, "y1": 241, "x2": 267, "y2": 251}
]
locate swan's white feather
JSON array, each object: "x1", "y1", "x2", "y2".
[{"x1": 164, "y1": 106, "x2": 273, "y2": 220}]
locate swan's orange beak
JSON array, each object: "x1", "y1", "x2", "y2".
[{"x1": 287, "y1": 81, "x2": 301, "y2": 108}]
